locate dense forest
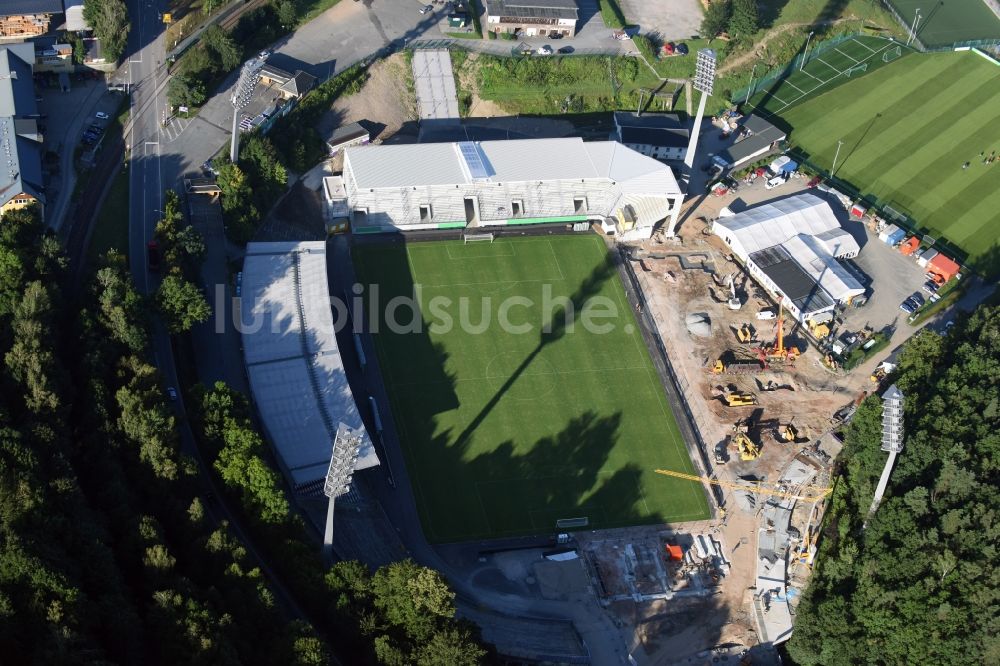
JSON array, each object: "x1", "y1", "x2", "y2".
[
  {"x1": 0, "y1": 206, "x2": 486, "y2": 665},
  {"x1": 789, "y1": 306, "x2": 1000, "y2": 664}
]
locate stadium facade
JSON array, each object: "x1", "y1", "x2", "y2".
[{"x1": 335, "y1": 138, "x2": 684, "y2": 241}]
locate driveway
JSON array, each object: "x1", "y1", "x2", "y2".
[{"x1": 618, "y1": 0, "x2": 703, "y2": 41}]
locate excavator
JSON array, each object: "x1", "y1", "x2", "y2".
[
  {"x1": 723, "y1": 391, "x2": 758, "y2": 407},
  {"x1": 731, "y1": 418, "x2": 761, "y2": 460},
  {"x1": 735, "y1": 323, "x2": 756, "y2": 344}
]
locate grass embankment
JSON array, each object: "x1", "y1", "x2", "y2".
[{"x1": 87, "y1": 166, "x2": 130, "y2": 263}]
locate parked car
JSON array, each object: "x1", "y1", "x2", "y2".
[
  {"x1": 147, "y1": 241, "x2": 161, "y2": 272},
  {"x1": 166, "y1": 387, "x2": 178, "y2": 401},
  {"x1": 675, "y1": 43, "x2": 689, "y2": 55},
  {"x1": 537, "y1": 45, "x2": 554, "y2": 55},
  {"x1": 258, "y1": 50, "x2": 271, "y2": 59},
  {"x1": 558, "y1": 46, "x2": 574, "y2": 54},
  {"x1": 89, "y1": 124, "x2": 104, "y2": 134},
  {"x1": 909, "y1": 292, "x2": 925, "y2": 307},
  {"x1": 922, "y1": 280, "x2": 940, "y2": 294},
  {"x1": 548, "y1": 32, "x2": 563, "y2": 39},
  {"x1": 899, "y1": 300, "x2": 916, "y2": 314},
  {"x1": 419, "y1": 4, "x2": 433, "y2": 13},
  {"x1": 95, "y1": 111, "x2": 109, "y2": 119}
]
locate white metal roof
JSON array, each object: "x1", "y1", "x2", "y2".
[
  {"x1": 780, "y1": 235, "x2": 864, "y2": 303},
  {"x1": 344, "y1": 138, "x2": 681, "y2": 195},
  {"x1": 411, "y1": 49, "x2": 460, "y2": 121},
  {"x1": 241, "y1": 242, "x2": 377, "y2": 488},
  {"x1": 713, "y1": 193, "x2": 859, "y2": 257}
]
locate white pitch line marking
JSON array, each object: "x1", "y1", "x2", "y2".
[{"x1": 835, "y1": 47, "x2": 860, "y2": 63}]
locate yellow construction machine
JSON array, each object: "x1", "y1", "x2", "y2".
[
  {"x1": 735, "y1": 323, "x2": 755, "y2": 344},
  {"x1": 778, "y1": 422, "x2": 798, "y2": 442},
  {"x1": 806, "y1": 318, "x2": 831, "y2": 339},
  {"x1": 723, "y1": 391, "x2": 758, "y2": 407},
  {"x1": 755, "y1": 297, "x2": 801, "y2": 367},
  {"x1": 734, "y1": 432, "x2": 761, "y2": 460}
]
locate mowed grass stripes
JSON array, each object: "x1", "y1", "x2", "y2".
[
  {"x1": 779, "y1": 51, "x2": 1000, "y2": 273},
  {"x1": 354, "y1": 235, "x2": 709, "y2": 543}
]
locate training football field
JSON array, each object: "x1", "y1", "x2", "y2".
[
  {"x1": 776, "y1": 50, "x2": 1000, "y2": 274},
  {"x1": 354, "y1": 235, "x2": 709, "y2": 543}
]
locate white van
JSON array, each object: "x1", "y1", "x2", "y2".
[
  {"x1": 756, "y1": 309, "x2": 777, "y2": 320},
  {"x1": 765, "y1": 173, "x2": 788, "y2": 190}
]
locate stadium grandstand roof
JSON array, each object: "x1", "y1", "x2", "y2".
[
  {"x1": 240, "y1": 242, "x2": 378, "y2": 490},
  {"x1": 344, "y1": 138, "x2": 682, "y2": 194}
]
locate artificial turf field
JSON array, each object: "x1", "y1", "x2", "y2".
[
  {"x1": 776, "y1": 50, "x2": 1000, "y2": 274},
  {"x1": 887, "y1": 0, "x2": 1000, "y2": 47},
  {"x1": 354, "y1": 234, "x2": 710, "y2": 543}
]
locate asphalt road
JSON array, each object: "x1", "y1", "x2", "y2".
[{"x1": 122, "y1": 0, "x2": 310, "y2": 627}]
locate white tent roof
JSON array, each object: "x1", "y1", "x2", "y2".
[
  {"x1": 344, "y1": 138, "x2": 680, "y2": 195},
  {"x1": 781, "y1": 234, "x2": 864, "y2": 303},
  {"x1": 241, "y1": 242, "x2": 377, "y2": 489},
  {"x1": 713, "y1": 193, "x2": 860, "y2": 257}
]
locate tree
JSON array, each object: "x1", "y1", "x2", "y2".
[
  {"x1": 727, "y1": 0, "x2": 759, "y2": 41},
  {"x1": 94, "y1": 260, "x2": 148, "y2": 352},
  {"x1": 701, "y1": 0, "x2": 731, "y2": 39},
  {"x1": 83, "y1": 0, "x2": 130, "y2": 62},
  {"x1": 276, "y1": 0, "x2": 298, "y2": 29},
  {"x1": 168, "y1": 73, "x2": 207, "y2": 109},
  {"x1": 201, "y1": 0, "x2": 224, "y2": 15},
  {"x1": 5, "y1": 281, "x2": 62, "y2": 414},
  {"x1": 156, "y1": 275, "x2": 211, "y2": 333},
  {"x1": 201, "y1": 25, "x2": 242, "y2": 71}
]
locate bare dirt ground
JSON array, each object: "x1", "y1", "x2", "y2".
[{"x1": 325, "y1": 52, "x2": 418, "y2": 146}]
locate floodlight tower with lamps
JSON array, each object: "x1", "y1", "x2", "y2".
[
  {"x1": 683, "y1": 48, "x2": 717, "y2": 172},
  {"x1": 229, "y1": 56, "x2": 265, "y2": 163},
  {"x1": 865, "y1": 384, "x2": 905, "y2": 527},
  {"x1": 322, "y1": 424, "x2": 364, "y2": 563}
]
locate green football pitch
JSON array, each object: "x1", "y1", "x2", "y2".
[
  {"x1": 776, "y1": 50, "x2": 1000, "y2": 274},
  {"x1": 354, "y1": 235, "x2": 710, "y2": 543},
  {"x1": 887, "y1": 0, "x2": 1000, "y2": 47}
]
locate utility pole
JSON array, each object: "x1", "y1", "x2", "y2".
[
  {"x1": 801, "y1": 31, "x2": 814, "y2": 71},
  {"x1": 831, "y1": 139, "x2": 844, "y2": 175},
  {"x1": 907, "y1": 8, "x2": 922, "y2": 46},
  {"x1": 744, "y1": 62, "x2": 758, "y2": 105}
]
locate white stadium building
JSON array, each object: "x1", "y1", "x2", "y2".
[
  {"x1": 331, "y1": 138, "x2": 684, "y2": 241},
  {"x1": 712, "y1": 193, "x2": 865, "y2": 324}
]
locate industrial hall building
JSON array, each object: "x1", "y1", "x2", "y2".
[
  {"x1": 334, "y1": 137, "x2": 683, "y2": 241},
  {"x1": 712, "y1": 193, "x2": 865, "y2": 325}
]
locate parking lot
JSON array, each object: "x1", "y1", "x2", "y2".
[
  {"x1": 618, "y1": 0, "x2": 703, "y2": 41},
  {"x1": 843, "y1": 228, "x2": 930, "y2": 334}
]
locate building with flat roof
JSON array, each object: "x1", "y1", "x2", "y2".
[
  {"x1": 717, "y1": 114, "x2": 787, "y2": 169},
  {"x1": 613, "y1": 112, "x2": 690, "y2": 161},
  {"x1": 240, "y1": 242, "x2": 378, "y2": 494},
  {"x1": 713, "y1": 194, "x2": 864, "y2": 323},
  {"x1": 484, "y1": 0, "x2": 579, "y2": 37},
  {"x1": 341, "y1": 137, "x2": 683, "y2": 240},
  {"x1": 0, "y1": 48, "x2": 45, "y2": 221}
]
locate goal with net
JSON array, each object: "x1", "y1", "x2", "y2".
[
  {"x1": 464, "y1": 232, "x2": 494, "y2": 244},
  {"x1": 883, "y1": 45, "x2": 901, "y2": 62}
]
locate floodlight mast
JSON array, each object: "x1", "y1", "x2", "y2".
[
  {"x1": 229, "y1": 57, "x2": 265, "y2": 163},
  {"x1": 683, "y1": 48, "x2": 716, "y2": 171},
  {"x1": 322, "y1": 424, "x2": 364, "y2": 564},
  {"x1": 865, "y1": 384, "x2": 905, "y2": 527}
]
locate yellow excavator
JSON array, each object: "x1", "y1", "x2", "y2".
[
  {"x1": 723, "y1": 391, "x2": 758, "y2": 407},
  {"x1": 735, "y1": 323, "x2": 755, "y2": 344}
]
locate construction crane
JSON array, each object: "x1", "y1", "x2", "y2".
[
  {"x1": 755, "y1": 296, "x2": 800, "y2": 366},
  {"x1": 654, "y1": 469, "x2": 833, "y2": 502}
]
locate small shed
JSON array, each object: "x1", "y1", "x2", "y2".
[
  {"x1": 770, "y1": 155, "x2": 798, "y2": 174},
  {"x1": 880, "y1": 224, "x2": 906, "y2": 246},
  {"x1": 899, "y1": 236, "x2": 920, "y2": 256},
  {"x1": 325, "y1": 122, "x2": 370, "y2": 155},
  {"x1": 917, "y1": 248, "x2": 938, "y2": 268},
  {"x1": 665, "y1": 544, "x2": 683, "y2": 561},
  {"x1": 928, "y1": 254, "x2": 960, "y2": 282},
  {"x1": 850, "y1": 202, "x2": 866, "y2": 219}
]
